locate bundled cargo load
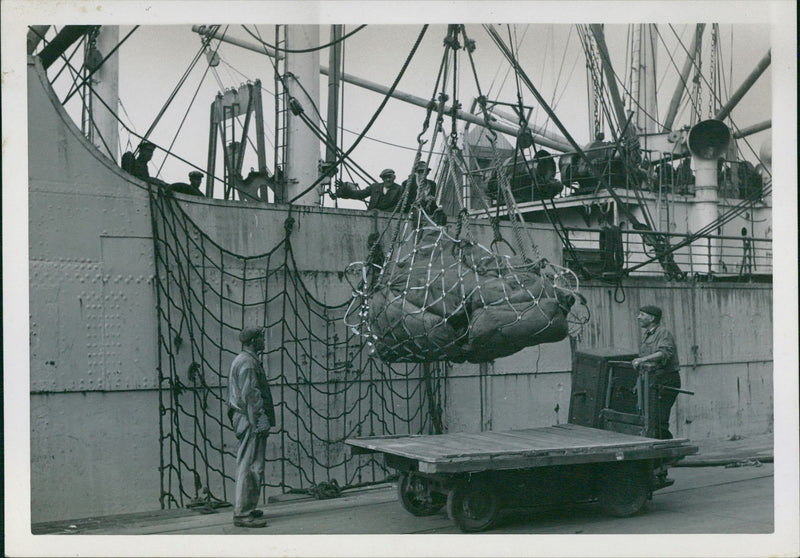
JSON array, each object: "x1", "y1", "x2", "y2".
[
  {"x1": 343, "y1": 95, "x2": 588, "y2": 363},
  {"x1": 346, "y1": 210, "x2": 580, "y2": 363}
]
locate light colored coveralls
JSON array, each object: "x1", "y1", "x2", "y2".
[{"x1": 227, "y1": 349, "x2": 275, "y2": 519}]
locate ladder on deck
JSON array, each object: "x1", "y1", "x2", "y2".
[{"x1": 273, "y1": 24, "x2": 288, "y2": 203}]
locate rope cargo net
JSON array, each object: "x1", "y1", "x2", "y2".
[
  {"x1": 344, "y1": 124, "x2": 587, "y2": 364},
  {"x1": 344, "y1": 209, "x2": 583, "y2": 364},
  {"x1": 149, "y1": 188, "x2": 446, "y2": 510}
]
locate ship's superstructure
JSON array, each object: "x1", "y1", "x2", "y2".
[{"x1": 26, "y1": 22, "x2": 774, "y2": 523}]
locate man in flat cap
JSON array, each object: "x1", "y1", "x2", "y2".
[
  {"x1": 166, "y1": 171, "x2": 205, "y2": 197},
  {"x1": 402, "y1": 160, "x2": 438, "y2": 215},
  {"x1": 121, "y1": 140, "x2": 157, "y2": 181},
  {"x1": 335, "y1": 168, "x2": 410, "y2": 213},
  {"x1": 227, "y1": 326, "x2": 275, "y2": 528},
  {"x1": 188, "y1": 171, "x2": 204, "y2": 194},
  {"x1": 632, "y1": 305, "x2": 681, "y2": 440}
]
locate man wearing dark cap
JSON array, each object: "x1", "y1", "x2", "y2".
[
  {"x1": 632, "y1": 305, "x2": 681, "y2": 440},
  {"x1": 335, "y1": 168, "x2": 410, "y2": 212},
  {"x1": 166, "y1": 171, "x2": 205, "y2": 197},
  {"x1": 121, "y1": 140, "x2": 157, "y2": 181},
  {"x1": 188, "y1": 171, "x2": 204, "y2": 193},
  {"x1": 402, "y1": 160, "x2": 438, "y2": 215},
  {"x1": 227, "y1": 326, "x2": 275, "y2": 528}
]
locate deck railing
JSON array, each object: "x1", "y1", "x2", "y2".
[
  {"x1": 561, "y1": 227, "x2": 772, "y2": 279},
  {"x1": 461, "y1": 146, "x2": 766, "y2": 208}
]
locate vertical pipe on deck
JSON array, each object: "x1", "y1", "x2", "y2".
[
  {"x1": 688, "y1": 120, "x2": 730, "y2": 274},
  {"x1": 325, "y1": 25, "x2": 343, "y2": 174}
]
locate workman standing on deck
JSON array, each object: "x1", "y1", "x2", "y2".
[
  {"x1": 227, "y1": 326, "x2": 275, "y2": 528},
  {"x1": 335, "y1": 168, "x2": 411, "y2": 212},
  {"x1": 631, "y1": 305, "x2": 681, "y2": 440}
]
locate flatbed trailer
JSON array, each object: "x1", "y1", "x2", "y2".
[{"x1": 346, "y1": 423, "x2": 698, "y2": 532}]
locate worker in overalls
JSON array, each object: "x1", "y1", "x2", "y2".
[
  {"x1": 227, "y1": 326, "x2": 275, "y2": 528},
  {"x1": 631, "y1": 305, "x2": 681, "y2": 440}
]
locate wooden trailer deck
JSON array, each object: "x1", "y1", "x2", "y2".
[{"x1": 346, "y1": 423, "x2": 698, "y2": 473}]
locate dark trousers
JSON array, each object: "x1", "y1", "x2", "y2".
[{"x1": 648, "y1": 372, "x2": 681, "y2": 439}]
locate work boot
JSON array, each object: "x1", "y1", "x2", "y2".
[
  {"x1": 654, "y1": 471, "x2": 675, "y2": 489},
  {"x1": 234, "y1": 515, "x2": 268, "y2": 528},
  {"x1": 250, "y1": 509, "x2": 264, "y2": 518}
]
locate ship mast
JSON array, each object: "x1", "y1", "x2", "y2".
[
  {"x1": 283, "y1": 25, "x2": 323, "y2": 205},
  {"x1": 629, "y1": 24, "x2": 659, "y2": 135},
  {"x1": 85, "y1": 26, "x2": 121, "y2": 161}
]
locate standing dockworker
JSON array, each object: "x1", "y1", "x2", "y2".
[
  {"x1": 335, "y1": 168, "x2": 411, "y2": 212},
  {"x1": 631, "y1": 305, "x2": 681, "y2": 440},
  {"x1": 227, "y1": 326, "x2": 275, "y2": 528}
]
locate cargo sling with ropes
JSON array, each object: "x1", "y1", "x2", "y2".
[{"x1": 344, "y1": 25, "x2": 585, "y2": 363}]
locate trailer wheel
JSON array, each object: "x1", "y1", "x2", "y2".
[
  {"x1": 447, "y1": 479, "x2": 499, "y2": 532},
  {"x1": 598, "y1": 461, "x2": 650, "y2": 517},
  {"x1": 397, "y1": 472, "x2": 446, "y2": 516}
]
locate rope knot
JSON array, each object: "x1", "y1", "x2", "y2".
[
  {"x1": 443, "y1": 34, "x2": 460, "y2": 50},
  {"x1": 283, "y1": 216, "x2": 295, "y2": 237}
]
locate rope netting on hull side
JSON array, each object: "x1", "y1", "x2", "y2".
[{"x1": 148, "y1": 187, "x2": 446, "y2": 510}]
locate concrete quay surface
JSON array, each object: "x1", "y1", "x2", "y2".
[{"x1": 32, "y1": 432, "x2": 777, "y2": 536}]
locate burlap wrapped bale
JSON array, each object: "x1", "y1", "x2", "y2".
[
  {"x1": 468, "y1": 272, "x2": 555, "y2": 309},
  {"x1": 461, "y1": 298, "x2": 568, "y2": 362},
  {"x1": 387, "y1": 236, "x2": 479, "y2": 320},
  {"x1": 365, "y1": 226, "x2": 573, "y2": 363},
  {"x1": 369, "y1": 288, "x2": 465, "y2": 362}
]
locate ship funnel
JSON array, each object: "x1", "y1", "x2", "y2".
[
  {"x1": 687, "y1": 119, "x2": 730, "y2": 276},
  {"x1": 687, "y1": 119, "x2": 731, "y2": 160}
]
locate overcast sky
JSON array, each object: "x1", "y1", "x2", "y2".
[{"x1": 47, "y1": 21, "x2": 772, "y2": 201}]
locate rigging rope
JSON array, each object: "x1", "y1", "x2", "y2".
[
  {"x1": 155, "y1": 33, "x2": 228, "y2": 177},
  {"x1": 287, "y1": 25, "x2": 430, "y2": 204},
  {"x1": 341, "y1": 25, "x2": 584, "y2": 364},
  {"x1": 62, "y1": 26, "x2": 140, "y2": 105},
  {"x1": 663, "y1": 24, "x2": 771, "y2": 173},
  {"x1": 142, "y1": 26, "x2": 229, "y2": 143},
  {"x1": 49, "y1": 36, "x2": 85, "y2": 88},
  {"x1": 653, "y1": 25, "x2": 701, "y2": 125},
  {"x1": 241, "y1": 24, "x2": 367, "y2": 54}
]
